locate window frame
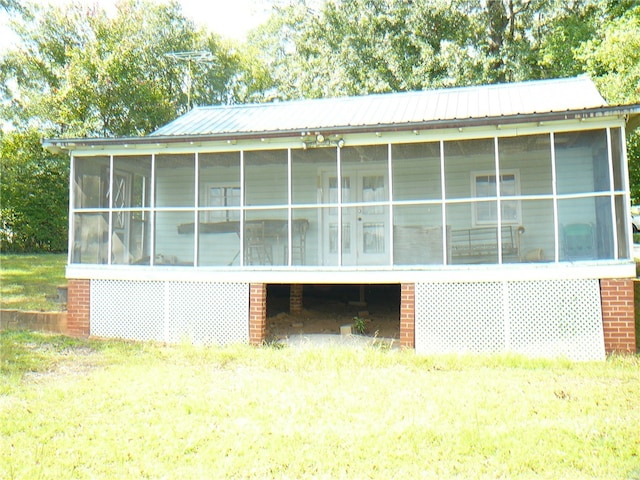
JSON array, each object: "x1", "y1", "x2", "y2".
[
  {"x1": 205, "y1": 183, "x2": 241, "y2": 223},
  {"x1": 471, "y1": 169, "x2": 521, "y2": 226}
]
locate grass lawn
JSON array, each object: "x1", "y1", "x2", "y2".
[
  {"x1": 0, "y1": 253, "x2": 67, "y2": 311},
  {"x1": 1, "y1": 331, "x2": 640, "y2": 479}
]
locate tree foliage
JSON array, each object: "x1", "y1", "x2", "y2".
[
  {"x1": 577, "y1": 5, "x2": 640, "y2": 202},
  {"x1": 250, "y1": 0, "x2": 622, "y2": 99},
  {"x1": 0, "y1": 0, "x2": 273, "y2": 251},
  {"x1": 1, "y1": 129, "x2": 69, "y2": 252},
  {"x1": 0, "y1": 0, "x2": 272, "y2": 138},
  {"x1": 1, "y1": 0, "x2": 640, "y2": 250}
]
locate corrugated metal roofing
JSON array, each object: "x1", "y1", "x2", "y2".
[{"x1": 150, "y1": 76, "x2": 608, "y2": 138}]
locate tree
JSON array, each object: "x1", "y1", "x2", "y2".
[
  {"x1": 576, "y1": 6, "x2": 640, "y2": 202},
  {"x1": 0, "y1": 129, "x2": 69, "y2": 252},
  {"x1": 250, "y1": 0, "x2": 466, "y2": 99},
  {"x1": 250, "y1": 0, "x2": 613, "y2": 99},
  {"x1": 0, "y1": 0, "x2": 271, "y2": 138},
  {"x1": 0, "y1": 0, "x2": 274, "y2": 252}
]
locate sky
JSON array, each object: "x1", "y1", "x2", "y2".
[{"x1": 0, "y1": 0, "x2": 272, "y2": 54}]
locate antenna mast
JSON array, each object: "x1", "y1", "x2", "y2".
[{"x1": 165, "y1": 50, "x2": 214, "y2": 109}]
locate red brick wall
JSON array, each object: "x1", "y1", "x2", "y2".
[
  {"x1": 600, "y1": 279, "x2": 636, "y2": 354},
  {"x1": 67, "y1": 279, "x2": 90, "y2": 337},
  {"x1": 290, "y1": 284, "x2": 303, "y2": 315},
  {"x1": 400, "y1": 283, "x2": 415, "y2": 349},
  {"x1": 249, "y1": 283, "x2": 267, "y2": 345}
]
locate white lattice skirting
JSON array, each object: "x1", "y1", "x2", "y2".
[
  {"x1": 90, "y1": 280, "x2": 249, "y2": 345},
  {"x1": 415, "y1": 279, "x2": 605, "y2": 361}
]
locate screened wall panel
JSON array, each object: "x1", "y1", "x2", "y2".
[
  {"x1": 394, "y1": 205, "x2": 445, "y2": 265},
  {"x1": 74, "y1": 156, "x2": 110, "y2": 209},
  {"x1": 498, "y1": 135, "x2": 552, "y2": 195},
  {"x1": 616, "y1": 195, "x2": 630, "y2": 259},
  {"x1": 198, "y1": 152, "x2": 241, "y2": 207},
  {"x1": 155, "y1": 211, "x2": 194, "y2": 265},
  {"x1": 112, "y1": 155, "x2": 151, "y2": 208},
  {"x1": 341, "y1": 205, "x2": 389, "y2": 266},
  {"x1": 291, "y1": 208, "x2": 316, "y2": 266},
  {"x1": 514, "y1": 199, "x2": 554, "y2": 263},
  {"x1": 244, "y1": 209, "x2": 288, "y2": 266},
  {"x1": 111, "y1": 211, "x2": 150, "y2": 265},
  {"x1": 244, "y1": 150, "x2": 288, "y2": 206},
  {"x1": 392, "y1": 142, "x2": 441, "y2": 201},
  {"x1": 555, "y1": 129, "x2": 608, "y2": 194},
  {"x1": 198, "y1": 211, "x2": 241, "y2": 266},
  {"x1": 69, "y1": 125, "x2": 633, "y2": 268},
  {"x1": 71, "y1": 213, "x2": 109, "y2": 264},
  {"x1": 556, "y1": 195, "x2": 617, "y2": 261},
  {"x1": 110, "y1": 155, "x2": 152, "y2": 265},
  {"x1": 292, "y1": 149, "x2": 336, "y2": 205},
  {"x1": 444, "y1": 139, "x2": 495, "y2": 200},
  {"x1": 155, "y1": 154, "x2": 195, "y2": 207}
]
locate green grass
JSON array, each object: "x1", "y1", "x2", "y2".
[
  {"x1": 1, "y1": 331, "x2": 640, "y2": 479},
  {"x1": 0, "y1": 253, "x2": 67, "y2": 310}
]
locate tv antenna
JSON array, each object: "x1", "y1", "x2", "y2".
[{"x1": 165, "y1": 50, "x2": 215, "y2": 109}]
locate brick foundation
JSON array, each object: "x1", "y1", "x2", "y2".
[
  {"x1": 249, "y1": 283, "x2": 267, "y2": 345},
  {"x1": 400, "y1": 283, "x2": 415, "y2": 349},
  {"x1": 67, "y1": 279, "x2": 90, "y2": 337},
  {"x1": 290, "y1": 284, "x2": 303, "y2": 315},
  {"x1": 600, "y1": 279, "x2": 636, "y2": 354}
]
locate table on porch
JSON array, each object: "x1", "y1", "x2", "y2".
[{"x1": 177, "y1": 219, "x2": 308, "y2": 265}]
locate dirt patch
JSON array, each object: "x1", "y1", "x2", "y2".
[{"x1": 266, "y1": 285, "x2": 401, "y2": 341}]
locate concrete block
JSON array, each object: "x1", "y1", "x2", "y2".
[{"x1": 340, "y1": 324, "x2": 352, "y2": 336}]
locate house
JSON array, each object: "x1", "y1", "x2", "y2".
[{"x1": 44, "y1": 76, "x2": 640, "y2": 360}]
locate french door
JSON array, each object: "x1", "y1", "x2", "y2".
[{"x1": 323, "y1": 170, "x2": 389, "y2": 266}]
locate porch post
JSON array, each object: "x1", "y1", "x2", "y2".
[
  {"x1": 249, "y1": 283, "x2": 267, "y2": 345},
  {"x1": 290, "y1": 284, "x2": 303, "y2": 315},
  {"x1": 600, "y1": 279, "x2": 637, "y2": 354},
  {"x1": 400, "y1": 283, "x2": 415, "y2": 349}
]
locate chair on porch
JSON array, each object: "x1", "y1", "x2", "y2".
[
  {"x1": 245, "y1": 221, "x2": 272, "y2": 265},
  {"x1": 283, "y1": 219, "x2": 309, "y2": 265},
  {"x1": 562, "y1": 223, "x2": 595, "y2": 260}
]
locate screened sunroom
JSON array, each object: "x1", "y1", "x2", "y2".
[
  {"x1": 69, "y1": 127, "x2": 631, "y2": 271},
  {"x1": 45, "y1": 76, "x2": 640, "y2": 357}
]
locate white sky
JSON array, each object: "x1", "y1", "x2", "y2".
[{"x1": 0, "y1": 0, "x2": 272, "y2": 54}]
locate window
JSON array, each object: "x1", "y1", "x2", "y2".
[
  {"x1": 473, "y1": 171, "x2": 520, "y2": 224},
  {"x1": 207, "y1": 185, "x2": 240, "y2": 222}
]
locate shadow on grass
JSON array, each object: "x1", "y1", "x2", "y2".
[
  {"x1": 0, "y1": 253, "x2": 67, "y2": 310},
  {"x1": 0, "y1": 330, "x2": 150, "y2": 394}
]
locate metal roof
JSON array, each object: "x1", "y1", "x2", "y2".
[
  {"x1": 43, "y1": 76, "x2": 640, "y2": 152},
  {"x1": 151, "y1": 76, "x2": 608, "y2": 138}
]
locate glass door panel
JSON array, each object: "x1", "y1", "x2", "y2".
[{"x1": 323, "y1": 170, "x2": 389, "y2": 266}]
